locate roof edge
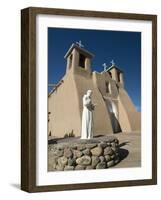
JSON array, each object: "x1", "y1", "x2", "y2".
[
  {"x1": 106, "y1": 65, "x2": 123, "y2": 73},
  {"x1": 64, "y1": 43, "x2": 94, "y2": 59}
]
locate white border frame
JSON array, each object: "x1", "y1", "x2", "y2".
[{"x1": 36, "y1": 14, "x2": 152, "y2": 186}]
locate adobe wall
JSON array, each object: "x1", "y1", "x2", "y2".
[
  {"x1": 118, "y1": 97, "x2": 132, "y2": 132},
  {"x1": 92, "y1": 71, "x2": 141, "y2": 132},
  {"x1": 118, "y1": 88, "x2": 141, "y2": 131},
  {"x1": 74, "y1": 70, "x2": 113, "y2": 136},
  {"x1": 48, "y1": 72, "x2": 81, "y2": 137},
  {"x1": 93, "y1": 71, "x2": 119, "y2": 99},
  {"x1": 48, "y1": 69, "x2": 141, "y2": 137},
  {"x1": 92, "y1": 71, "x2": 122, "y2": 133}
]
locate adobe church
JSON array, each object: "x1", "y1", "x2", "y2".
[{"x1": 48, "y1": 42, "x2": 141, "y2": 138}]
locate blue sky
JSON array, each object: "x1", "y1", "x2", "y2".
[{"x1": 48, "y1": 28, "x2": 141, "y2": 111}]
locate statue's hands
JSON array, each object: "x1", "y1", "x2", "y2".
[
  {"x1": 91, "y1": 104, "x2": 95, "y2": 110},
  {"x1": 86, "y1": 103, "x2": 95, "y2": 111}
]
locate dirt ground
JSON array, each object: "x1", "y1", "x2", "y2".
[{"x1": 113, "y1": 131, "x2": 141, "y2": 168}]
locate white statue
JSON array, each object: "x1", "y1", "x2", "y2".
[{"x1": 81, "y1": 90, "x2": 95, "y2": 139}]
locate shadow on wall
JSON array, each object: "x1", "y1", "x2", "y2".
[
  {"x1": 110, "y1": 112, "x2": 121, "y2": 134},
  {"x1": 105, "y1": 99, "x2": 122, "y2": 133}
]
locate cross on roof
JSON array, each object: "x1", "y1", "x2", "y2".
[
  {"x1": 102, "y1": 63, "x2": 108, "y2": 71},
  {"x1": 76, "y1": 40, "x2": 84, "y2": 48},
  {"x1": 110, "y1": 59, "x2": 115, "y2": 66}
]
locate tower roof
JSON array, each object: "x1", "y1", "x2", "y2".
[
  {"x1": 64, "y1": 43, "x2": 94, "y2": 59},
  {"x1": 106, "y1": 64, "x2": 123, "y2": 73}
]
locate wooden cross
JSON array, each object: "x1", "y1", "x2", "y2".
[
  {"x1": 102, "y1": 63, "x2": 108, "y2": 71},
  {"x1": 76, "y1": 40, "x2": 84, "y2": 48},
  {"x1": 110, "y1": 59, "x2": 115, "y2": 66}
]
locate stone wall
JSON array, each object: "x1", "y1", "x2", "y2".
[{"x1": 48, "y1": 137, "x2": 120, "y2": 171}]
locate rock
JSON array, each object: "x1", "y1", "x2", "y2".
[
  {"x1": 73, "y1": 149, "x2": 83, "y2": 158},
  {"x1": 85, "y1": 144, "x2": 97, "y2": 149},
  {"x1": 48, "y1": 157, "x2": 58, "y2": 169},
  {"x1": 114, "y1": 158, "x2": 120, "y2": 164},
  {"x1": 64, "y1": 148, "x2": 73, "y2": 158},
  {"x1": 48, "y1": 152, "x2": 59, "y2": 170},
  {"x1": 56, "y1": 143, "x2": 67, "y2": 150},
  {"x1": 76, "y1": 155, "x2": 91, "y2": 166},
  {"x1": 64, "y1": 166, "x2": 74, "y2": 171},
  {"x1": 115, "y1": 152, "x2": 119, "y2": 157},
  {"x1": 56, "y1": 164, "x2": 64, "y2": 171},
  {"x1": 69, "y1": 143, "x2": 77, "y2": 150},
  {"x1": 53, "y1": 149, "x2": 64, "y2": 157},
  {"x1": 96, "y1": 162, "x2": 106, "y2": 169},
  {"x1": 104, "y1": 147, "x2": 113, "y2": 155},
  {"x1": 58, "y1": 156, "x2": 68, "y2": 167},
  {"x1": 75, "y1": 165, "x2": 85, "y2": 170},
  {"x1": 48, "y1": 163, "x2": 54, "y2": 171},
  {"x1": 104, "y1": 155, "x2": 111, "y2": 162},
  {"x1": 58, "y1": 146, "x2": 64, "y2": 150},
  {"x1": 115, "y1": 143, "x2": 119, "y2": 148},
  {"x1": 114, "y1": 138, "x2": 119, "y2": 144},
  {"x1": 112, "y1": 147, "x2": 118, "y2": 153},
  {"x1": 77, "y1": 144, "x2": 86, "y2": 151},
  {"x1": 86, "y1": 165, "x2": 94, "y2": 170},
  {"x1": 68, "y1": 158, "x2": 76, "y2": 166},
  {"x1": 114, "y1": 156, "x2": 120, "y2": 164},
  {"x1": 48, "y1": 153, "x2": 58, "y2": 162},
  {"x1": 104, "y1": 138, "x2": 114, "y2": 143},
  {"x1": 98, "y1": 142, "x2": 107, "y2": 148},
  {"x1": 107, "y1": 142, "x2": 111, "y2": 147},
  {"x1": 52, "y1": 162, "x2": 57, "y2": 169},
  {"x1": 110, "y1": 154, "x2": 115, "y2": 159},
  {"x1": 48, "y1": 145, "x2": 57, "y2": 151},
  {"x1": 92, "y1": 156, "x2": 100, "y2": 167},
  {"x1": 91, "y1": 146, "x2": 103, "y2": 156},
  {"x1": 111, "y1": 142, "x2": 116, "y2": 148},
  {"x1": 48, "y1": 138, "x2": 120, "y2": 171},
  {"x1": 107, "y1": 160, "x2": 114, "y2": 167},
  {"x1": 99, "y1": 156, "x2": 105, "y2": 162},
  {"x1": 82, "y1": 148, "x2": 91, "y2": 155},
  {"x1": 108, "y1": 137, "x2": 115, "y2": 143}
]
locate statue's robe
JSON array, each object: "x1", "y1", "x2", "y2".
[{"x1": 81, "y1": 94, "x2": 93, "y2": 139}]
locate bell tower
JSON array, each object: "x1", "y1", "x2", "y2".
[
  {"x1": 64, "y1": 41, "x2": 94, "y2": 74},
  {"x1": 105, "y1": 60, "x2": 124, "y2": 87}
]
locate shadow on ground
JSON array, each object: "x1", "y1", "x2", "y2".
[
  {"x1": 118, "y1": 141, "x2": 130, "y2": 148},
  {"x1": 48, "y1": 139, "x2": 57, "y2": 145},
  {"x1": 10, "y1": 183, "x2": 20, "y2": 190},
  {"x1": 118, "y1": 148, "x2": 129, "y2": 163}
]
